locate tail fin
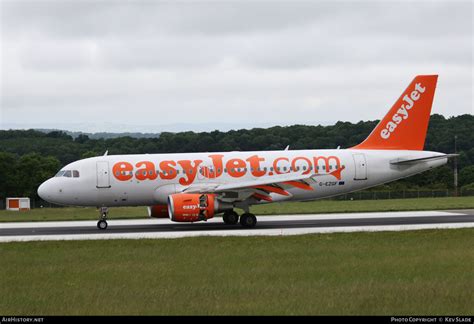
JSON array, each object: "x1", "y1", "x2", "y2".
[{"x1": 352, "y1": 75, "x2": 438, "y2": 150}]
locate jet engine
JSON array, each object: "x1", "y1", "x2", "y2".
[
  {"x1": 147, "y1": 204, "x2": 169, "y2": 218},
  {"x1": 168, "y1": 193, "x2": 231, "y2": 222}
]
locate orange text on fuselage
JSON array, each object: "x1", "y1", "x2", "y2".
[{"x1": 112, "y1": 154, "x2": 344, "y2": 185}]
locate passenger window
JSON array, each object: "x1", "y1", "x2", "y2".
[{"x1": 73, "y1": 170, "x2": 80, "y2": 178}]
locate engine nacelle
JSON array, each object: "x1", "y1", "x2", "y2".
[
  {"x1": 147, "y1": 204, "x2": 169, "y2": 218},
  {"x1": 168, "y1": 193, "x2": 229, "y2": 222}
]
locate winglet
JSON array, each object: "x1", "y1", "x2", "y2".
[{"x1": 352, "y1": 75, "x2": 438, "y2": 150}]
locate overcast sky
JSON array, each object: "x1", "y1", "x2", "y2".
[{"x1": 0, "y1": 0, "x2": 472, "y2": 133}]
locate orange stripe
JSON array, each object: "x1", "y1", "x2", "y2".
[
  {"x1": 283, "y1": 181, "x2": 314, "y2": 191},
  {"x1": 253, "y1": 193, "x2": 273, "y2": 202},
  {"x1": 253, "y1": 185, "x2": 290, "y2": 196},
  {"x1": 329, "y1": 165, "x2": 345, "y2": 180}
]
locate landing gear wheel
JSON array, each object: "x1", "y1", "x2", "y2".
[
  {"x1": 97, "y1": 207, "x2": 109, "y2": 230},
  {"x1": 97, "y1": 219, "x2": 108, "y2": 230},
  {"x1": 240, "y1": 213, "x2": 257, "y2": 228},
  {"x1": 223, "y1": 210, "x2": 239, "y2": 225}
]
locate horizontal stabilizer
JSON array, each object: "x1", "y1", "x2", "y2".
[{"x1": 390, "y1": 154, "x2": 458, "y2": 165}]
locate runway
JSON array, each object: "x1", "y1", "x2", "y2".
[{"x1": 1, "y1": 209, "x2": 473, "y2": 242}]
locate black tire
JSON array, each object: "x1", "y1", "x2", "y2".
[
  {"x1": 240, "y1": 213, "x2": 257, "y2": 228},
  {"x1": 223, "y1": 211, "x2": 239, "y2": 225},
  {"x1": 97, "y1": 220, "x2": 108, "y2": 230}
]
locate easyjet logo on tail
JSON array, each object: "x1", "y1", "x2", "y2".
[{"x1": 380, "y1": 83, "x2": 426, "y2": 140}]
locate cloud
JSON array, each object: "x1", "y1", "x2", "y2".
[{"x1": 1, "y1": 0, "x2": 472, "y2": 132}]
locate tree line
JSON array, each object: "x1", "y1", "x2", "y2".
[{"x1": 0, "y1": 114, "x2": 473, "y2": 202}]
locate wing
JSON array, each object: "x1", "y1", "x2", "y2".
[{"x1": 182, "y1": 166, "x2": 345, "y2": 203}]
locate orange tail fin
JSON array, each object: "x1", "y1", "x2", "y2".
[{"x1": 352, "y1": 75, "x2": 438, "y2": 150}]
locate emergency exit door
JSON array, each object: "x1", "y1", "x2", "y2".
[{"x1": 353, "y1": 153, "x2": 368, "y2": 180}]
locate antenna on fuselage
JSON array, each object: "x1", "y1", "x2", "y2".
[
  {"x1": 284, "y1": 145, "x2": 290, "y2": 151},
  {"x1": 103, "y1": 150, "x2": 108, "y2": 156}
]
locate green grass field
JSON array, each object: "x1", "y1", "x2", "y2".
[
  {"x1": 0, "y1": 196, "x2": 473, "y2": 222},
  {"x1": 0, "y1": 229, "x2": 473, "y2": 315}
]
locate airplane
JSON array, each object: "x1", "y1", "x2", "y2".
[{"x1": 38, "y1": 75, "x2": 456, "y2": 230}]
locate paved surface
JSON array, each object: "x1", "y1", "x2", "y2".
[{"x1": 1, "y1": 210, "x2": 473, "y2": 242}]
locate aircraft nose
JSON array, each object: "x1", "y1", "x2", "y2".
[{"x1": 38, "y1": 179, "x2": 54, "y2": 201}]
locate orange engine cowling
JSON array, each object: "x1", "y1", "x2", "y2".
[
  {"x1": 168, "y1": 193, "x2": 217, "y2": 222},
  {"x1": 147, "y1": 204, "x2": 169, "y2": 218}
]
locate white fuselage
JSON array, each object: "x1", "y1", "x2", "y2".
[{"x1": 38, "y1": 149, "x2": 447, "y2": 207}]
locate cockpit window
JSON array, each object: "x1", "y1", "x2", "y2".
[{"x1": 55, "y1": 170, "x2": 79, "y2": 178}]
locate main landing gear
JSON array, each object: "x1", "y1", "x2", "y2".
[
  {"x1": 97, "y1": 207, "x2": 108, "y2": 230},
  {"x1": 223, "y1": 210, "x2": 257, "y2": 228},
  {"x1": 223, "y1": 210, "x2": 239, "y2": 225},
  {"x1": 240, "y1": 213, "x2": 257, "y2": 228}
]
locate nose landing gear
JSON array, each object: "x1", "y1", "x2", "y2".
[{"x1": 97, "y1": 207, "x2": 109, "y2": 230}]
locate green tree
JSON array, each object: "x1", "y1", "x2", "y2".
[
  {"x1": 16, "y1": 154, "x2": 61, "y2": 198},
  {"x1": 459, "y1": 165, "x2": 474, "y2": 187},
  {"x1": 0, "y1": 152, "x2": 19, "y2": 199}
]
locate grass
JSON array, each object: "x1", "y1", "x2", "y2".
[
  {"x1": 0, "y1": 229, "x2": 473, "y2": 315},
  {"x1": 0, "y1": 196, "x2": 473, "y2": 222}
]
